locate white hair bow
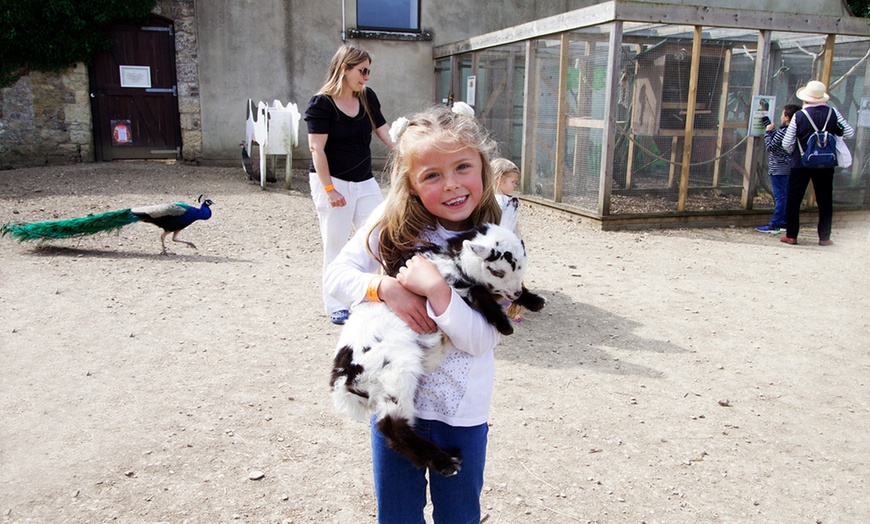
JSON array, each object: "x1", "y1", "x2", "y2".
[
  {"x1": 452, "y1": 101, "x2": 475, "y2": 117},
  {"x1": 388, "y1": 117, "x2": 409, "y2": 144}
]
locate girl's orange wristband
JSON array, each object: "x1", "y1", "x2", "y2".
[
  {"x1": 323, "y1": 184, "x2": 335, "y2": 192},
  {"x1": 366, "y1": 276, "x2": 384, "y2": 302}
]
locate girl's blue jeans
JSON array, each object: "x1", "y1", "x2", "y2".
[{"x1": 370, "y1": 416, "x2": 488, "y2": 524}]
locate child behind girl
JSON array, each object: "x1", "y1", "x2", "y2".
[
  {"x1": 492, "y1": 157, "x2": 520, "y2": 211},
  {"x1": 491, "y1": 157, "x2": 525, "y2": 322},
  {"x1": 324, "y1": 104, "x2": 504, "y2": 523}
]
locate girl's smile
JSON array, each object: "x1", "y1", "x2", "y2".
[{"x1": 409, "y1": 143, "x2": 483, "y2": 231}]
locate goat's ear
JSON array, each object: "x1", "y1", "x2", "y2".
[
  {"x1": 499, "y1": 197, "x2": 519, "y2": 232},
  {"x1": 463, "y1": 239, "x2": 490, "y2": 259}
]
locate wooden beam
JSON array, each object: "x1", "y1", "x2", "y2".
[{"x1": 677, "y1": 26, "x2": 703, "y2": 211}]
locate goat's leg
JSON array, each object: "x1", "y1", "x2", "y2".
[
  {"x1": 515, "y1": 286, "x2": 546, "y2": 312},
  {"x1": 377, "y1": 415, "x2": 462, "y2": 477}
]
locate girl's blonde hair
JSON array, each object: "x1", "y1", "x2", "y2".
[
  {"x1": 317, "y1": 44, "x2": 376, "y2": 130},
  {"x1": 491, "y1": 157, "x2": 520, "y2": 185},
  {"x1": 370, "y1": 105, "x2": 502, "y2": 276}
]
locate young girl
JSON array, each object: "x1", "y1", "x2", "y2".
[{"x1": 324, "y1": 105, "x2": 503, "y2": 523}]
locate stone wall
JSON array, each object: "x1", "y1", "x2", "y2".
[
  {"x1": 153, "y1": 0, "x2": 201, "y2": 162},
  {"x1": 0, "y1": 64, "x2": 93, "y2": 168}
]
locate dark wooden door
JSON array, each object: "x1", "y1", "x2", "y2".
[{"x1": 89, "y1": 17, "x2": 181, "y2": 161}]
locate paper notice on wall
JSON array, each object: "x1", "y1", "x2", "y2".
[
  {"x1": 466, "y1": 75, "x2": 476, "y2": 107},
  {"x1": 111, "y1": 120, "x2": 133, "y2": 146},
  {"x1": 748, "y1": 95, "x2": 776, "y2": 136}
]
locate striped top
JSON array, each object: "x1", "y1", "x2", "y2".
[{"x1": 764, "y1": 125, "x2": 791, "y2": 177}]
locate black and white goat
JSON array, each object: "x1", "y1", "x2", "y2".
[{"x1": 329, "y1": 198, "x2": 545, "y2": 476}]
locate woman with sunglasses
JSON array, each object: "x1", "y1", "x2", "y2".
[{"x1": 305, "y1": 44, "x2": 394, "y2": 325}]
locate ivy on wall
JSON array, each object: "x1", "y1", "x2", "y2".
[
  {"x1": 847, "y1": 0, "x2": 870, "y2": 17},
  {"x1": 0, "y1": 0, "x2": 157, "y2": 88}
]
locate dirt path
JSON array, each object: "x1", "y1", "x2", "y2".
[{"x1": 1, "y1": 162, "x2": 868, "y2": 523}]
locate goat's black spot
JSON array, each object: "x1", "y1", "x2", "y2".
[
  {"x1": 503, "y1": 251, "x2": 517, "y2": 271},
  {"x1": 331, "y1": 346, "x2": 364, "y2": 387},
  {"x1": 488, "y1": 267, "x2": 506, "y2": 278}
]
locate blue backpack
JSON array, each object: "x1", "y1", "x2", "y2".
[{"x1": 798, "y1": 108, "x2": 838, "y2": 169}]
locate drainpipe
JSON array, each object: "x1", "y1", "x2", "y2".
[{"x1": 341, "y1": 0, "x2": 346, "y2": 42}]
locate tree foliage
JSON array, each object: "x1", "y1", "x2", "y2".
[
  {"x1": 0, "y1": 0, "x2": 157, "y2": 87},
  {"x1": 847, "y1": 0, "x2": 870, "y2": 17}
]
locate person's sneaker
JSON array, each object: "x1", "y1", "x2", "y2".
[
  {"x1": 756, "y1": 225, "x2": 781, "y2": 233},
  {"x1": 819, "y1": 239, "x2": 834, "y2": 246},
  {"x1": 780, "y1": 236, "x2": 797, "y2": 245},
  {"x1": 330, "y1": 309, "x2": 350, "y2": 325}
]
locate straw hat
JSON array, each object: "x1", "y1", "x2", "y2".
[{"x1": 796, "y1": 80, "x2": 830, "y2": 103}]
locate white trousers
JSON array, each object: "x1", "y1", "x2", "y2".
[{"x1": 309, "y1": 172, "x2": 383, "y2": 314}]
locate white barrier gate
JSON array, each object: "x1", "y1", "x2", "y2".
[{"x1": 245, "y1": 99, "x2": 301, "y2": 189}]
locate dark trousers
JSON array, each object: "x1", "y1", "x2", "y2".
[{"x1": 785, "y1": 167, "x2": 835, "y2": 241}]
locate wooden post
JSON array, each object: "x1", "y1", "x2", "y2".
[
  {"x1": 572, "y1": 42, "x2": 592, "y2": 189},
  {"x1": 599, "y1": 21, "x2": 623, "y2": 216},
  {"x1": 821, "y1": 34, "x2": 836, "y2": 86},
  {"x1": 625, "y1": 44, "x2": 641, "y2": 189},
  {"x1": 713, "y1": 48, "x2": 732, "y2": 188},
  {"x1": 741, "y1": 30, "x2": 771, "y2": 209},
  {"x1": 521, "y1": 40, "x2": 538, "y2": 196},
  {"x1": 677, "y1": 26, "x2": 702, "y2": 211},
  {"x1": 668, "y1": 136, "x2": 679, "y2": 188},
  {"x1": 505, "y1": 50, "x2": 516, "y2": 149},
  {"x1": 554, "y1": 33, "x2": 571, "y2": 203}
]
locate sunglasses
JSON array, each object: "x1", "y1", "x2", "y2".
[{"x1": 348, "y1": 65, "x2": 371, "y2": 77}]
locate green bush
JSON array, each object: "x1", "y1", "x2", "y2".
[{"x1": 0, "y1": 0, "x2": 156, "y2": 87}]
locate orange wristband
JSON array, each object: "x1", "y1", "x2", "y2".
[
  {"x1": 323, "y1": 184, "x2": 335, "y2": 192},
  {"x1": 366, "y1": 276, "x2": 384, "y2": 302}
]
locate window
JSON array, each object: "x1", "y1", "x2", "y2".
[{"x1": 357, "y1": 0, "x2": 420, "y2": 32}]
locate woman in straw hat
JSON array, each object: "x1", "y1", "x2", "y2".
[{"x1": 780, "y1": 80, "x2": 854, "y2": 246}]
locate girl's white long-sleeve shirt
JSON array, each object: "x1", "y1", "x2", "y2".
[{"x1": 324, "y1": 204, "x2": 501, "y2": 427}]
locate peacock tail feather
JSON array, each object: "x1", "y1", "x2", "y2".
[{"x1": 1, "y1": 209, "x2": 140, "y2": 242}]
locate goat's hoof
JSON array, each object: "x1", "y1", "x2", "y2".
[{"x1": 434, "y1": 456, "x2": 462, "y2": 477}]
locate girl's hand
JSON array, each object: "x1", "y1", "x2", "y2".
[
  {"x1": 379, "y1": 276, "x2": 437, "y2": 334},
  {"x1": 397, "y1": 255, "x2": 452, "y2": 316},
  {"x1": 328, "y1": 189, "x2": 346, "y2": 207}
]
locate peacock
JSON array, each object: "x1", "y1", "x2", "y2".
[{"x1": 1, "y1": 196, "x2": 214, "y2": 255}]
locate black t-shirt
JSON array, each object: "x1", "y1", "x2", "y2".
[{"x1": 304, "y1": 88, "x2": 387, "y2": 182}]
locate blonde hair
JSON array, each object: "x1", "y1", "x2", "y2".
[
  {"x1": 370, "y1": 105, "x2": 502, "y2": 276},
  {"x1": 491, "y1": 157, "x2": 520, "y2": 187},
  {"x1": 317, "y1": 44, "x2": 376, "y2": 129}
]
